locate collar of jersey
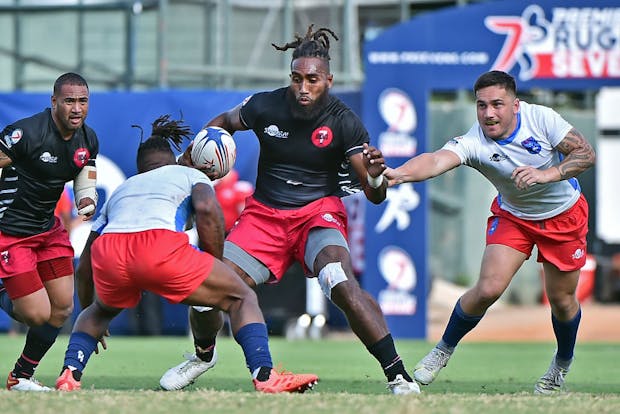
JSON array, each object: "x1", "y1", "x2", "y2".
[{"x1": 493, "y1": 112, "x2": 521, "y2": 146}]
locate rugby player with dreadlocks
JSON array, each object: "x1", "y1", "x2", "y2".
[
  {"x1": 54, "y1": 115, "x2": 318, "y2": 393},
  {"x1": 161, "y1": 25, "x2": 420, "y2": 395}
]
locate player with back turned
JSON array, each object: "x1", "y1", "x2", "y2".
[{"x1": 54, "y1": 115, "x2": 318, "y2": 393}]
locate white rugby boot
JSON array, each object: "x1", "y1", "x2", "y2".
[
  {"x1": 387, "y1": 374, "x2": 421, "y2": 395},
  {"x1": 159, "y1": 349, "x2": 218, "y2": 391},
  {"x1": 534, "y1": 354, "x2": 571, "y2": 395},
  {"x1": 6, "y1": 372, "x2": 52, "y2": 392},
  {"x1": 413, "y1": 347, "x2": 452, "y2": 385}
]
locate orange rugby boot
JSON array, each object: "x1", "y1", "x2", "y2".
[
  {"x1": 55, "y1": 368, "x2": 81, "y2": 392},
  {"x1": 253, "y1": 368, "x2": 318, "y2": 393}
]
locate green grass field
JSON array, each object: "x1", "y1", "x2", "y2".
[{"x1": 0, "y1": 334, "x2": 618, "y2": 413}]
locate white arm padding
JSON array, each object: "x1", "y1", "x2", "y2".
[{"x1": 74, "y1": 162, "x2": 98, "y2": 208}]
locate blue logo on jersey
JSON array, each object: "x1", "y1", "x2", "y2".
[{"x1": 521, "y1": 137, "x2": 541, "y2": 154}]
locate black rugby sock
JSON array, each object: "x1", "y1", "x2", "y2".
[
  {"x1": 255, "y1": 366, "x2": 272, "y2": 382},
  {"x1": 194, "y1": 340, "x2": 216, "y2": 362},
  {"x1": 13, "y1": 323, "x2": 61, "y2": 379},
  {"x1": 367, "y1": 334, "x2": 413, "y2": 382}
]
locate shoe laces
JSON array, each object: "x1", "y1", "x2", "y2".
[
  {"x1": 175, "y1": 353, "x2": 203, "y2": 373},
  {"x1": 386, "y1": 374, "x2": 407, "y2": 388},
  {"x1": 18, "y1": 376, "x2": 47, "y2": 389},
  {"x1": 28, "y1": 377, "x2": 45, "y2": 386},
  {"x1": 424, "y1": 348, "x2": 450, "y2": 367},
  {"x1": 540, "y1": 364, "x2": 568, "y2": 388}
]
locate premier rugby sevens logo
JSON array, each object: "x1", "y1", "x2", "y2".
[{"x1": 485, "y1": 4, "x2": 620, "y2": 80}]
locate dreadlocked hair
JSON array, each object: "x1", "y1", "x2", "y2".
[
  {"x1": 136, "y1": 114, "x2": 192, "y2": 172},
  {"x1": 272, "y1": 24, "x2": 338, "y2": 61}
]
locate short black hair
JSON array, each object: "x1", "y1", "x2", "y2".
[
  {"x1": 272, "y1": 24, "x2": 338, "y2": 66},
  {"x1": 136, "y1": 114, "x2": 192, "y2": 173},
  {"x1": 53, "y1": 72, "x2": 89, "y2": 95},
  {"x1": 473, "y1": 70, "x2": 517, "y2": 96}
]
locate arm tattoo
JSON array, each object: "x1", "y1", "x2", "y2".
[{"x1": 555, "y1": 128, "x2": 595, "y2": 180}]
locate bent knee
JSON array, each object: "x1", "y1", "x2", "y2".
[
  {"x1": 19, "y1": 310, "x2": 52, "y2": 327},
  {"x1": 51, "y1": 302, "x2": 74, "y2": 322},
  {"x1": 472, "y1": 285, "x2": 503, "y2": 306},
  {"x1": 547, "y1": 293, "x2": 578, "y2": 314}
]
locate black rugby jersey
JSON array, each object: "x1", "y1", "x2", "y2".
[
  {"x1": 0, "y1": 108, "x2": 99, "y2": 236},
  {"x1": 240, "y1": 87, "x2": 367, "y2": 208}
]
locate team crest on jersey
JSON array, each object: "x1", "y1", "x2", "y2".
[
  {"x1": 521, "y1": 137, "x2": 542, "y2": 154},
  {"x1": 73, "y1": 148, "x2": 90, "y2": 168},
  {"x1": 311, "y1": 126, "x2": 333, "y2": 148}
]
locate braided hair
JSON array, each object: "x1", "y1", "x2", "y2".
[
  {"x1": 136, "y1": 114, "x2": 192, "y2": 173},
  {"x1": 272, "y1": 24, "x2": 338, "y2": 62}
]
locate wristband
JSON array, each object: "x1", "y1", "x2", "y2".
[{"x1": 367, "y1": 172, "x2": 385, "y2": 189}]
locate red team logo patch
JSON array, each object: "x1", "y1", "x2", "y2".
[
  {"x1": 73, "y1": 148, "x2": 90, "y2": 168},
  {"x1": 311, "y1": 126, "x2": 333, "y2": 148}
]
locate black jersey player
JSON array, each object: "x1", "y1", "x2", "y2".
[
  {"x1": 0, "y1": 72, "x2": 99, "y2": 391},
  {"x1": 161, "y1": 25, "x2": 420, "y2": 395}
]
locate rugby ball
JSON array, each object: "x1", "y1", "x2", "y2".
[{"x1": 190, "y1": 126, "x2": 236, "y2": 177}]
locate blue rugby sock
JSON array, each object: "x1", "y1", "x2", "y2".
[
  {"x1": 233, "y1": 323, "x2": 273, "y2": 374},
  {"x1": 552, "y1": 307, "x2": 581, "y2": 362},
  {"x1": 441, "y1": 299, "x2": 484, "y2": 349},
  {"x1": 63, "y1": 332, "x2": 99, "y2": 375}
]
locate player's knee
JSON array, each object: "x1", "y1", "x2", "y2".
[
  {"x1": 19, "y1": 309, "x2": 52, "y2": 327},
  {"x1": 546, "y1": 291, "x2": 577, "y2": 314},
  {"x1": 473, "y1": 284, "x2": 503, "y2": 306},
  {"x1": 52, "y1": 301, "x2": 74, "y2": 323},
  {"x1": 317, "y1": 262, "x2": 350, "y2": 301},
  {"x1": 225, "y1": 287, "x2": 259, "y2": 314},
  {"x1": 241, "y1": 288, "x2": 259, "y2": 306}
]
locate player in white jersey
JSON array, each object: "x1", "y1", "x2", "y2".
[
  {"x1": 54, "y1": 115, "x2": 318, "y2": 393},
  {"x1": 384, "y1": 71, "x2": 595, "y2": 394}
]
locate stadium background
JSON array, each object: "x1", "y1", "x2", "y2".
[{"x1": 0, "y1": 0, "x2": 618, "y2": 339}]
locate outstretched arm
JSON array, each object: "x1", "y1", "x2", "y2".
[
  {"x1": 511, "y1": 128, "x2": 595, "y2": 190},
  {"x1": 384, "y1": 149, "x2": 462, "y2": 186}
]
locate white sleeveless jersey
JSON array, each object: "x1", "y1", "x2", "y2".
[
  {"x1": 442, "y1": 101, "x2": 579, "y2": 220},
  {"x1": 92, "y1": 165, "x2": 213, "y2": 234}
]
